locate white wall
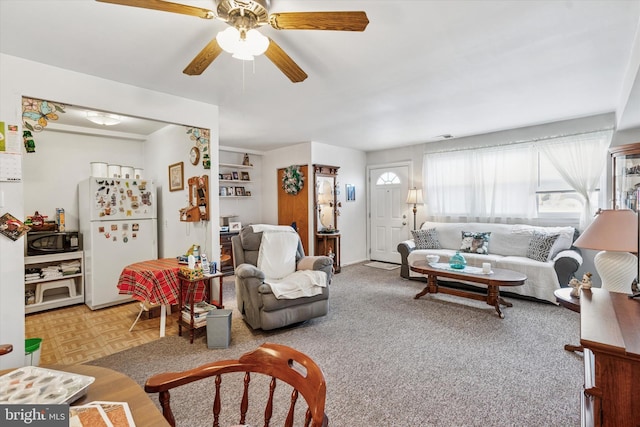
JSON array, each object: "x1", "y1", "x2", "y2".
[
  {"x1": 22, "y1": 129, "x2": 146, "y2": 231},
  {"x1": 0, "y1": 53, "x2": 219, "y2": 368},
  {"x1": 145, "y1": 124, "x2": 220, "y2": 260},
  {"x1": 311, "y1": 142, "x2": 368, "y2": 265}
]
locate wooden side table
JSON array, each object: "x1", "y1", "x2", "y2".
[
  {"x1": 554, "y1": 287, "x2": 582, "y2": 353},
  {"x1": 315, "y1": 232, "x2": 341, "y2": 273},
  {"x1": 178, "y1": 274, "x2": 211, "y2": 344}
]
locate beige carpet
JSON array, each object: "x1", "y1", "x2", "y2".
[{"x1": 90, "y1": 262, "x2": 582, "y2": 427}]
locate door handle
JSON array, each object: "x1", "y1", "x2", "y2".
[
  {"x1": 402, "y1": 214, "x2": 407, "y2": 219},
  {"x1": 402, "y1": 221, "x2": 407, "y2": 226}
]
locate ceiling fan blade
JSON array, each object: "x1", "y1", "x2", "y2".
[
  {"x1": 183, "y1": 39, "x2": 224, "y2": 76},
  {"x1": 96, "y1": 0, "x2": 214, "y2": 19},
  {"x1": 269, "y1": 11, "x2": 369, "y2": 31},
  {"x1": 264, "y1": 39, "x2": 308, "y2": 83}
]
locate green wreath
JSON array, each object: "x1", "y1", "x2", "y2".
[{"x1": 282, "y1": 165, "x2": 305, "y2": 195}]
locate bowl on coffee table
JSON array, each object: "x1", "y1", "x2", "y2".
[{"x1": 425, "y1": 255, "x2": 440, "y2": 265}]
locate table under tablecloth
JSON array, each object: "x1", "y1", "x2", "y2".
[{"x1": 117, "y1": 258, "x2": 207, "y2": 306}]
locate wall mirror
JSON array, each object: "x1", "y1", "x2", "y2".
[{"x1": 313, "y1": 164, "x2": 340, "y2": 233}]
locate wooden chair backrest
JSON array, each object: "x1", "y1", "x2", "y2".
[{"x1": 145, "y1": 343, "x2": 328, "y2": 427}]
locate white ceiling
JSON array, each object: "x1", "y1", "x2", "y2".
[{"x1": 1, "y1": 1, "x2": 640, "y2": 152}]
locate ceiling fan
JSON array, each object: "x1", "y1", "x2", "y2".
[{"x1": 96, "y1": 0, "x2": 369, "y2": 83}]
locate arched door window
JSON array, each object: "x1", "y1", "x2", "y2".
[{"x1": 376, "y1": 172, "x2": 400, "y2": 185}]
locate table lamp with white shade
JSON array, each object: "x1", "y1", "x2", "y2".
[
  {"x1": 573, "y1": 209, "x2": 638, "y2": 293},
  {"x1": 406, "y1": 187, "x2": 423, "y2": 230}
]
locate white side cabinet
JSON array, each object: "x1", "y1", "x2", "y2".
[{"x1": 24, "y1": 251, "x2": 85, "y2": 314}]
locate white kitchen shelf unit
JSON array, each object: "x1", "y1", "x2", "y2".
[{"x1": 24, "y1": 251, "x2": 85, "y2": 314}]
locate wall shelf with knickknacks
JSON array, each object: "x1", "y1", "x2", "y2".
[{"x1": 219, "y1": 157, "x2": 254, "y2": 198}]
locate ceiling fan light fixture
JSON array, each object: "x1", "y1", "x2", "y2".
[
  {"x1": 216, "y1": 27, "x2": 241, "y2": 53},
  {"x1": 216, "y1": 27, "x2": 268, "y2": 61},
  {"x1": 245, "y1": 29, "x2": 269, "y2": 55},
  {"x1": 86, "y1": 111, "x2": 122, "y2": 126}
]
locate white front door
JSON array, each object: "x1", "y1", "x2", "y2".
[{"x1": 369, "y1": 165, "x2": 411, "y2": 263}]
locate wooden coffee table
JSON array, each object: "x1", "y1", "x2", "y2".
[{"x1": 410, "y1": 260, "x2": 527, "y2": 318}]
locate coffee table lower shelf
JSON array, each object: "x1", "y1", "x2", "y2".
[{"x1": 410, "y1": 261, "x2": 527, "y2": 318}]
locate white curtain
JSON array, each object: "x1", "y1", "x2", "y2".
[
  {"x1": 537, "y1": 130, "x2": 612, "y2": 230},
  {"x1": 424, "y1": 144, "x2": 538, "y2": 223}
]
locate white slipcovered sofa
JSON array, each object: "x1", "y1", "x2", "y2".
[{"x1": 397, "y1": 221, "x2": 583, "y2": 304}]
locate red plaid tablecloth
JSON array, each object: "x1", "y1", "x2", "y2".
[{"x1": 117, "y1": 258, "x2": 207, "y2": 305}]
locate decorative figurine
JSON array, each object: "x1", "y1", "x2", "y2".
[
  {"x1": 581, "y1": 272, "x2": 593, "y2": 290},
  {"x1": 23, "y1": 130, "x2": 36, "y2": 153},
  {"x1": 569, "y1": 277, "x2": 581, "y2": 298},
  {"x1": 242, "y1": 153, "x2": 252, "y2": 166}
]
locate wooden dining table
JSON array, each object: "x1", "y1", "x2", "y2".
[
  {"x1": 117, "y1": 258, "x2": 226, "y2": 337},
  {"x1": 0, "y1": 365, "x2": 169, "y2": 427},
  {"x1": 117, "y1": 258, "x2": 207, "y2": 337}
]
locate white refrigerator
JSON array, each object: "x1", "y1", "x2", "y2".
[{"x1": 79, "y1": 177, "x2": 158, "y2": 310}]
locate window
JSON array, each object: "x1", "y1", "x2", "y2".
[
  {"x1": 536, "y1": 153, "x2": 595, "y2": 217},
  {"x1": 424, "y1": 130, "x2": 612, "y2": 226},
  {"x1": 376, "y1": 172, "x2": 400, "y2": 185}
]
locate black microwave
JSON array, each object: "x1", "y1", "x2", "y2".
[{"x1": 26, "y1": 231, "x2": 80, "y2": 256}]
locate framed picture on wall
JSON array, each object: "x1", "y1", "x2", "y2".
[
  {"x1": 235, "y1": 187, "x2": 245, "y2": 196},
  {"x1": 241, "y1": 171, "x2": 250, "y2": 181},
  {"x1": 168, "y1": 162, "x2": 184, "y2": 192},
  {"x1": 346, "y1": 184, "x2": 355, "y2": 201}
]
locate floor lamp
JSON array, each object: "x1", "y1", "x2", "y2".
[
  {"x1": 406, "y1": 187, "x2": 423, "y2": 230},
  {"x1": 573, "y1": 209, "x2": 638, "y2": 293}
]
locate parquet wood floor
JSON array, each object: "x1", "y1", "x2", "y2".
[{"x1": 25, "y1": 301, "x2": 180, "y2": 366}]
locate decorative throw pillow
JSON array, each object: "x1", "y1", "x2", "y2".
[
  {"x1": 526, "y1": 231, "x2": 560, "y2": 262},
  {"x1": 460, "y1": 231, "x2": 490, "y2": 254},
  {"x1": 411, "y1": 228, "x2": 441, "y2": 249}
]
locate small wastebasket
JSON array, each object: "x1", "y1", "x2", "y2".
[
  {"x1": 206, "y1": 309, "x2": 232, "y2": 349},
  {"x1": 25, "y1": 338, "x2": 42, "y2": 366}
]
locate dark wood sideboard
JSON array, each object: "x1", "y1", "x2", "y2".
[
  {"x1": 220, "y1": 231, "x2": 238, "y2": 275},
  {"x1": 580, "y1": 288, "x2": 640, "y2": 426}
]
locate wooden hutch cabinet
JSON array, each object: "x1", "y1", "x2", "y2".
[
  {"x1": 313, "y1": 164, "x2": 341, "y2": 273},
  {"x1": 580, "y1": 289, "x2": 640, "y2": 426},
  {"x1": 610, "y1": 142, "x2": 640, "y2": 210}
]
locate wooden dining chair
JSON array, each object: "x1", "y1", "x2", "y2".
[{"x1": 144, "y1": 343, "x2": 328, "y2": 427}]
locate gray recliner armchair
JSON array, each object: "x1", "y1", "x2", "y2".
[{"x1": 232, "y1": 225, "x2": 333, "y2": 330}]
